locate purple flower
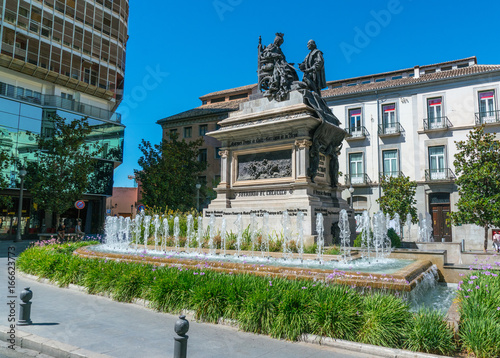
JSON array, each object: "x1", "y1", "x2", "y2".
[
  {"x1": 301, "y1": 287, "x2": 307, "y2": 289},
  {"x1": 468, "y1": 281, "x2": 474, "y2": 284},
  {"x1": 475, "y1": 286, "x2": 480, "y2": 289}
]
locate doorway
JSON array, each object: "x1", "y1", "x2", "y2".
[{"x1": 429, "y1": 193, "x2": 451, "y2": 242}]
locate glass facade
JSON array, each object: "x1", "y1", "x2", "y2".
[{"x1": 0, "y1": 0, "x2": 128, "y2": 102}]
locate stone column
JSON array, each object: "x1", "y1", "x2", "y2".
[
  {"x1": 218, "y1": 150, "x2": 229, "y2": 186},
  {"x1": 295, "y1": 139, "x2": 312, "y2": 180}
]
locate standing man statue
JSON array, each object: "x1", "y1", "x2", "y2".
[{"x1": 299, "y1": 40, "x2": 327, "y2": 96}]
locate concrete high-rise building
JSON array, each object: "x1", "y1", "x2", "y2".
[{"x1": 0, "y1": 0, "x2": 129, "y2": 236}]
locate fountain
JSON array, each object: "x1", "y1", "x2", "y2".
[
  {"x1": 419, "y1": 212, "x2": 433, "y2": 242},
  {"x1": 316, "y1": 213, "x2": 324, "y2": 263},
  {"x1": 405, "y1": 213, "x2": 412, "y2": 241},
  {"x1": 339, "y1": 209, "x2": 351, "y2": 264},
  {"x1": 83, "y1": 212, "x2": 440, "y2": 294}
]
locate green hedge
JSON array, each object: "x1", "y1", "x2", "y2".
[{"x1": 18, "y1": 242, "x2": 456, "y2": 354}]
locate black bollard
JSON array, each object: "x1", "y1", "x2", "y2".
[
  {"x1": 18, "y1": 287, "x2": 33, "y2": 325},
  {"x1": 173, "y1": 315, "x2": 189, "y2": 358}
]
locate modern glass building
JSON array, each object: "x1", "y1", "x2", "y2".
[{"x1": 0, "y1": 0, "x2": 128, "y2": 236}]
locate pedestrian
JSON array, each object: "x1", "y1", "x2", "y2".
[
  {"x1": 75, "y1": 219, "x2": 84, "y2": 241},
  {"x1": 57, "y1": 221, "x2": 66, "y2": 242},
  {"x1": 493, "y1": 230, "x2": 500, "y2": 253}
]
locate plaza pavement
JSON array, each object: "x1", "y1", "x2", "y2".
[{"x1": 0, "y1": 239, "x2": 451, "y2": 358}]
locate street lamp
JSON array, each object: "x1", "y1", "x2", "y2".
[
  {"x1": 15, "y1": 166, "x2": 27, "y2": 242},
  {"x1": 348, "y1": 184, "x2": 354, "y2": 210},
  {"x1": 195, "y1": 183, "x2": 201, "y2": 212}
]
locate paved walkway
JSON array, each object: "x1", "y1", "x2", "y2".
[{"x1": 0, "y1": 240, "x2": 381, "y2": 358}]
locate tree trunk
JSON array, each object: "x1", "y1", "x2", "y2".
[{"x1": 484, "y1": 225, "x2": 489, "y2": 252}]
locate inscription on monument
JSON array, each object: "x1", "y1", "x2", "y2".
[
  {"x1": 236, "y1": 189, "x2": 292, "y2": 197},
  {"x1": 205, "y1": 209, "x2": 308, "y2": 218},
  {"x1": 237, "y1": 149, "x2": 292, "y2": 181},
  {"x1": 229, "y1": 132, "x2": 298, "y2": 147}
]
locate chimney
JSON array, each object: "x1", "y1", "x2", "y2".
[{"x1": 414, "y1": 65, "x2": 420, "y2": 79}]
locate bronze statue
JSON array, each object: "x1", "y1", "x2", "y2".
[
  {"x1": 299, "y1": 40, "x2": 327, "y2": 96},
  {"x1": 258, "y1": 33, "x2": 299, "y2": 102}
]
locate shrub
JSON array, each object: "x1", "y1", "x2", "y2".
[
  {"x1": 309, "y1": 285, "x2": 362, "y2": 340},
  {"x1": 238, "y1": 285, "x2": 279, "y2": 334},
  {"x1": 270, "y1": 284, "x2": 310, "y2": 340},
  {"x1": 357, "y1": 293, "x2": 411, "y2": 348},
  {"x1": 404, "y1": 308, "x2": 456, "y2": 355},
  {"x1": 387, "y1": 228, "x2": 401, "y2": 248}
]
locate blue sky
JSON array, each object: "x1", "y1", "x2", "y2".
[{"x1": 114, "y1": 0, "x2": 500, "y2": 187}]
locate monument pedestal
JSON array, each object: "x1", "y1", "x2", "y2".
[{"x1": 205, "y1": 91, "x2": 354, "y2": 245}]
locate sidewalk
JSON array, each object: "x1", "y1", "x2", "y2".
[{"x1": 0, "y1": 240, "x2": 445, "y2": 358}]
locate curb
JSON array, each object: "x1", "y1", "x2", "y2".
[
  {"x1": 12, "y1": 273, "x2": 453, "y2": 358},
  {"x1": 0, "y1": 325, "x2": 113, "y2": 358},
  {"x1": 302, "y1": 335, "x2": 453, "y2": 358}
]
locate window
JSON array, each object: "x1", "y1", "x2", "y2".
[
  {"x1": 199, "y1": 124, "x2": 208, "y2": 136},
  {"x1": 349, "y1": 108, "x2": 362, "y2": 133},
  {"x1": 183, "y1": 126, "x2": 192, "y2": 138},
  {"x1": 198, "y1": 149, "x2": 207, "y2": 163},
  {"x1": 61, "y1": 92, "x2": 73, "y2": 100},
  {"x1": 382, "y1": 103, "x2": 397, "y2": 133},
  {"x1": 169, "y1": 129, "x2": 177, "y2": 139},
  {"x1": 198, "y1": 176, "x2": 207, "y2": 185},
  {"x1": 427, "y1": 97, "x2": 443, "y2": 129},
  {"x1": 349, "y1": 153, "x2": 364, "y2": 184},
  {"x1": 429, "y1": 146, "x2": 445, "y2": 179},
  {"x1": 478, "y1": 90, "x2": 496, "y2": 123},
  {"x1": 382, "y1": 150, "x2": 398, "y2": 177}
]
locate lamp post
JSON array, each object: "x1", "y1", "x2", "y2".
[
  {"x1": 348, "y1": 184, "x2": 354, "y2": 210},
  {"x1": 15, "y1": 166, "x2": 27, "y2": 242},
  {"x1": 195, "y1": 183, "x2": 201, "y2": 212}
]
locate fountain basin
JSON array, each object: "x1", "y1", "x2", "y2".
[{"x1": 75, "y1": 245, "x2": 434, "y2": 292}]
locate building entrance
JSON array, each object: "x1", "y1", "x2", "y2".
[{"x1": 429, "y1": 193, "x2": 451, "y2": 242}]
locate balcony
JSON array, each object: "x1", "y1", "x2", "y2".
[
  {"x1": 475, "y1": 110, "x2": 500, "y2": 125},
  {"x1": 378, "y1": 122, "x2": 404, "y2": 137},
  {"x1": 345, "y1": 126, "x2": 369, "y2": 140},
  {"x1": 0, "y1": 82, "x2": 120, "y2": 122},
  {"x1": 345, "y1": 173, "x2": 372, "y2": 186},
  {"x1": 423, "y1": 116, "x2": 452, "y2": 131},
  {"x1": 379, "y1": 171, "x2": 404, "y2": 181},
  {"x1": 425, "y1": 168, "x2": 456, "y2": 182}
]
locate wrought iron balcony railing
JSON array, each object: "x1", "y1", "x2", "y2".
[
  {"x1": 423, "y1": 116, "x2": 453, "y2": 131},
  {"x1": 345, "y1": 173, "x2": 372, "y2": 186},
  {"x1": 345, "y1": 126, "x2": 369, "y2": 139},
  {"x1": 379, "y1": 171, "x2": 404, "y2": 181},
  {"x1": 0, "y1": 82, "x2": 121, "y2": 122},
  {"x1": 475, "y1": 110, "x2": 500, "y2": 125},
  {"x1": 378, "y1": 122, "x2": 404, "y2": 136},
  {"x1": 425, "y1": 168, "x2": 456, "y2": 181}
]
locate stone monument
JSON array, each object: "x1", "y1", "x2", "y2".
[{"x1": 205, "y1": 33, "x2": 354, "y2": 245}]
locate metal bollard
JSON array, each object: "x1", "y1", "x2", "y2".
[
  {"x1": 461, "y1": 239, "x2": 466, "y2": 252},
  {"x1": 18, "y1": 287, "x2": 33, "y2": 325},
  {"x1": 173, "y1": 315, "x2": 189, "y2": 358}
]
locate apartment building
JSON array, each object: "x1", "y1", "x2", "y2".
[{"x1": 323, "y1": 57, "x2": 500, "y2": 248}]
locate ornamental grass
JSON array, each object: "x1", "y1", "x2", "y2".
[
  {"x1": 404, "y1": 308, "x2": 456, "y2": 355},
  {"x1": 457, "y1": 261, "x2": 500, "y2": 358}
]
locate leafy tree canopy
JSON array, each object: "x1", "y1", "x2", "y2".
[
  {"x1": 135, "y1": 135, "x2": 207, "y2": 211},
  {"x1": 25, "y1": 115, "x2": 101, "y2": 217},
  {"x1": 376, "y1": 174, "x2": 418, "y2": 225},
  {"x1": 0, "y1": 150, "x2": 13, "y2": 208},
  {"x1": 450, "y1": 125, "x2": 500, "y2": 251}
]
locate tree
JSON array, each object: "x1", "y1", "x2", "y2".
[
  {"x1": 25, "y1": 115, "x2": 100, "y2": 225},
  {"x1": 377, "y1": 174, "x2": 418, "y2": 228},
  {"x1": 0, "y1": 150, "x2": 13, "y2": 208},
  {"x1": 135, "y1": 135, "x2": 207, "y2": 211},
  {"x1": 450, "y1": 125, "x2": 500, "y2": 251}
]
